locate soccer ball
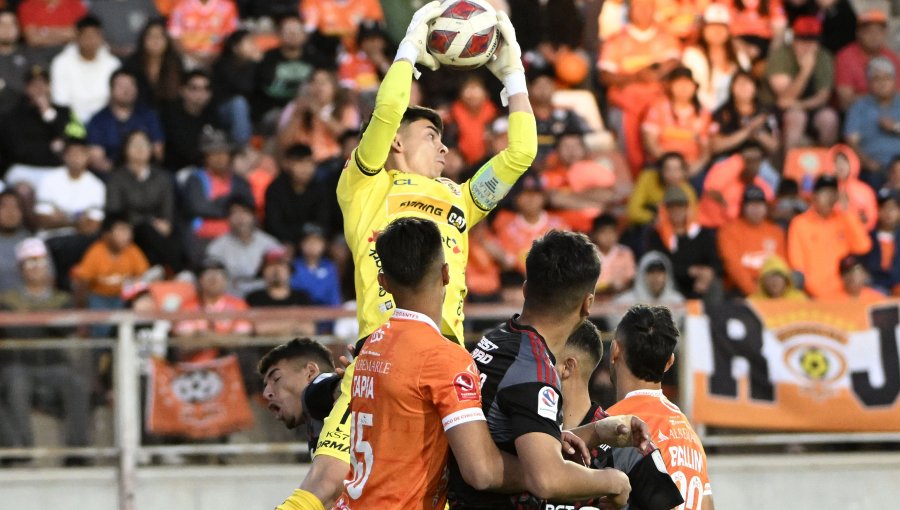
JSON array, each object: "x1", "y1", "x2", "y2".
[{"x1": 426, "y1": 0, "x2": 500, "y2": 70}]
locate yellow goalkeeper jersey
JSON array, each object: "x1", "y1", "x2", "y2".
[{"x1": 337, "y1": 61, "x2": 536, "y2": 343}]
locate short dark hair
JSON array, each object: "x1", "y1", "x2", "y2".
[
  {"x1": 566, "y1": 320, "x2": 603, "y2": 370},
  {"x1": 615, "y1": 305, "x2": 679, "y2": 383},
  {"x1": 258, "y1": 338, "x2": 335, "y2": 377},
  {"x1": 76, "y1": 14, "x2": 102, "y2": 31},
  {"x1": 401, "y1": 105, "x2": 443, "y2": 134},
  {"x1": 102, "y1": 212, "x2": 131, "y2": 233},
  {"x1": 109, "y1": 68, "x2": 137, "y2": 89},
  {"x1": 591, "y1": 213, "x2": 618, "y2": 232},
  {"x1": 375, "y1": 217, "x2": 443, "y2": 288},
  {"x1": 283, "y1": 143, "x2": 313, "y2": 161},
  {"x1": 525, "y1": 230, "x2": 601, "y2": 313},
  {"x1": 657, "y1": 151, "x2": 687, "y2": 170},
  {"x1": 182, "y1": 69, "x2": 210, "y2": 87}
]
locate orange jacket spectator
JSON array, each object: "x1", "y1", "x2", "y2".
[
  {"x1": 542, "y1": 133, "x2": 616, "y2": 232},
  {"x1": 788, "y1": 175, "x2": 872, "y2": 299},
  {"x1": 697, "y1": 144, "x2": 774, "y2": 228},
  {"x1": 71, "y1": 220, "x2": 150, "y2": 298},
  {"x1": 449, "y1": 78, "x2": 497, "y2": 166},
  {"x1": 827, "y1": 144, "x2": 878, "y2": 231},
  {"x1": 168, "y1": 0, "x2": 238, "y2": 61},
  {"x1": 717, "y1": 186, "x2": 786, "y2": 295},
  {"x1": 301, "y1": 0, "x2": 383, "y2": 51}
]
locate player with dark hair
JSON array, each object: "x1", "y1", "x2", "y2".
[
  {"x1": 450, "y1": 231, "x2": 649, "y2": 509},
  {"x1": 334, "y1": 217, "x2": 525, "y2": 508},
  {"x1": 607, "y1": 305, "x2": 715, "y2": 510},
  {"x1": 258, "y1": 338, "x2": 341, "y2": 457},
  {"x1": 288, "y1": 2, "x2": 538, "y2": 508},
  {"x1": 516, "y1": 320, "x2": 684, "y2": 510}
]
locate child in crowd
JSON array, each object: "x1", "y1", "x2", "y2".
[
  {"x1": 290, "y1": 224, "x2": 342, "y2": 306},
  {"x1": 590, "y1": 213, "x2": 635, "y2": 296}
]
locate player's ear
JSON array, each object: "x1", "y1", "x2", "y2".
[
  {"x1": 561, "y1": 356, "x2": 578, "y2": 381},
  {"x1": 306, "y1": 361, "x2": 320, "y2": 380},
  {"x1": 663, "y1": 353, "x2": 675, "y2": 373},
  {"x1": 441, "y1": 262, "x2": 450, "y2": 286},
  {"x1": 579, "y1": 292, "x2": 594, "y2": 319},
  {"x1": 377, "y1": 271, "x2": 391, "y2": 294},
  {"x1": 391, "y1": 134, "x2": 403, "y2": 153},
  {"x1": 610, "y1": 340, "x2": 621, "y2": 363}
]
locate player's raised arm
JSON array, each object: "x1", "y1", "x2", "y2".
[
  {"x1": 353, "y1": 1, "x2": 443, "y2": 174},
  {"x1": 465, "y1": 12, "x2": 537, "y2": 213}
]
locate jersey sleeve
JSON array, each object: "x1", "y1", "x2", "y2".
[
  {"x1": 419, "y1": 342, "x2": 486, "y2": 432},
  {"x1": 495, "y1": 382, "x2": 562, "y2": 442},
  {"x1": 612, "y1": 447, "x2": 685, "y2": 510},
  {"x1": 462, "y1": 111, "x2": 537, "y2": 223}
]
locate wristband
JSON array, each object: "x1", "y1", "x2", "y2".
[
  {"x1": 499, "y1": 72, "x2": 527, "y2": 106},
  {"x1": 393, "y1": 41, "x2": 422, "y2": 79},
  {"x1": 276, "y1": 489, "x2": 325, "y2": 510}
]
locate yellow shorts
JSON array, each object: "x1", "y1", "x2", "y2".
[{"x1": 313, "y1": 361, "x2": 353, "y2": 463}]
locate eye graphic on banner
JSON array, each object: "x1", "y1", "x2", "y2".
[{"x1": 784, "y1": 343, "x2": 846, "y2": 385}]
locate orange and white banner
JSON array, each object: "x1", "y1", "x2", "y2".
[
  {"x1": 685, "y1": 300, "x2": 900, "y2": 431},
  {"x1": 147, "y1": 355, "x2": 254, "y2": 438}
]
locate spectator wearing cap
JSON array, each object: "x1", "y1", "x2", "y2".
[
  {"x1": 862, "y1": 188, "x2": 900, "y2": 295},
  {"x1": 337, "y1": 20, "x2": 390, "y2": 94},
  {"x1": 0, "y1": 236, "x2": 90, "y2": 456},
  {"x1": 541, "y1": 131, "x2": 616, "y2": 232},
  {"x1": 681, "y1": 4, "x2": 751, "y2": 112},
  {"x1": 0, "y1": 64, "x2": 81, "y2": 191},
  {"x1": 173, "y1": 258, "x2": 252, "y2": 346},
  {"x1": 844, "y1": 56, "x2": 900, "y2": 178},
  {"x1": 167, "y1": 0, "x2": 237, "y2": 67},
  {"x1": 246, "y1": 247, "x2": 314, "y2": 335},
  {"x1": 86, "y1": 69, "x2": 165, "y2": 173},
  {"x1": 105, "y1": 129, "x2": 180, "y2": 272},
  {"x1": 641, "y1": 67, "x2": 711, "y2": 178},
  {"x1": 0, "y1": 190, "x2": 31, "y2": 293},
  {"x1": 788, "y1": 174, "x2": 872, "y2": 299},
  {"x1": 448, "y1": 76, "x2": 497, "y2": 167},
  {"x1": 833, "y1": 255, "x2": 885, "y2": 303},
  {"x1": 598, "y1": 0, "x2": 681, "y2": 175},
  {"x1": 290, "y1": 224, "x2": 341, "y2": 307},
  {"x1": 34, "y1": 135, "x2": 105, "y2": 238},
  {"x1": 0, "y1": 11, "x2": 35, "y2": 116},
  {"x1": 766, "y1": 15, "x2": 838, "y2": 151},
  {"x1": 717, "y1": 185, "x2": 787, "y2": 296},
  {"x1": 590, "y1": 213, "x2": 636, "y2": 296},
  {"x1": 49, "y1": 15, "x2": 120, "y2": 124},
  {"x1": 626, "y1": 152, "x2": 697, "y2": 227},
  {"x1": 526, "y1": 66, "x2": 592, "y2": 165},
  {"x1": 698, "y1": 140, "x2": 775, "y2": 228},
  {"x1": 205, "y1": 196, "x2": 279, "y2": 297},
  {"x1": 827, "y1": 144, "x2": 878, "y2": 231},
  {"x1": 750, "y1": 254, "x2": 807, "y2": 300},
  {"x1": 264, "y1": 143, "x2": 334, "y2": 247},
  {"x1": 181, "y1": 126, "x2": 254, "y2": 264},
  {"x1": 71, "y1": 213, "x2": 149, "y2": 326},
  {"x1": 489, "y1": 173, "x2": 569, "y2": 281},
  {"x1": 160, "y1": 70, "x2": 222, "y2": 171},
  {"x1": 18, "y1": 0, "x2": 85, "y2": 51},
  {"x1": 646, "y1": 185, "x2": 723, "y2": 301},
  {"x1": 835, "y1": 8, "x2": 900, "y2": 111}
]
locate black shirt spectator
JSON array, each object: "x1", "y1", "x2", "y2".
[
  {"x1": 121, "y1": 18, "x2": 185, "y2": 108},
  {"x1": 264, "y1": 144, "x2": 333, "y2": 245},
  {"x1": 160, "y1": 70, "x2": 221, "y2": 171}
]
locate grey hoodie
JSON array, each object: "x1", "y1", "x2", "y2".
[{"x1": 606, "y1": 251, "x2": 685, "y2": 327}]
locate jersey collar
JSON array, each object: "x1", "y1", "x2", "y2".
[
  {"x1": 392, "y1": 308, "x2": 441, "y2": 335},
  {"x1": 622, "y1": 389, "x2": 664, "y2": 400},
  {"x1": 508, "y1": 314, "x2": 556, "y2": 364}
]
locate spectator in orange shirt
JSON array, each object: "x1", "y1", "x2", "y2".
[
  {"x1": 449, "y1": 76, "x2": 497, "y2": 167},
  {"x1": 641, "y1": 67, "x2": 711, "y2": 178},
  {"x1": 598, "y1": 0, "x2": 681, "y2": 175},
  {"x1": 697, "y1": 140, "x2": 774, "y2": 228},
  {"x1": 276, "y1": 69, "x2": 360, "y2": 163},
  {"x1": 717, "y1": 185, "x2": 786, "y2": 296},
  {"x1": 788, "y1": 174, "x2": 872, "y2": 299},
  {"x1": 827, "y1": 144, "x2": 878, "y2": 231},
  {"x1": 590, "y1": 213, "x2": 635, "y2": 296},
  {"x1": 71, "y1": 213, "x2": 150, "y2": 307},
  {"x1": 337, "y1": 21, "x2": 390, "y2": 94},
  {"x1": 301, "y1": 0, "x2": 384, "y2": 60},
  {"x1": 834, "y1": 255, "x2": 885, "y2": 303},
  {"x1": 541, "y1": 131, "x2": 616, "y2": 232},
  {"x1": 168, "y1": 0, "x2": 238, "y2": 67},
  {"x1": 861, "y1": 188, "x2": 900, "y2": 294},
  {"x1": 626, "y1": 152, "x2": 697, "y2": 227},
  {"x1": 750, "y1": 254, "x2": 807, "y2": 300},
  {"x1": 173, "y1": 257, "x2": 252, "y2": 354},
  {"x1": 727, "y1": 0, "x2": 787, "y2": 61}
]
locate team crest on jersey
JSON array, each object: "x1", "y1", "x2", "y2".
[
  {"x1": 537, "y1": 386, "x2": 559, "y2": 420},
  {"x1": 436, "y1": 177, "x2": 462, "y2": 196},
  {"x1": 453, "y1": 372, "x2": 479, "y2": 401}
]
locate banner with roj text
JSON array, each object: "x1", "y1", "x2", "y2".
[{"x1": 685, "y1": 300, "x2": 900, "y2": 431}]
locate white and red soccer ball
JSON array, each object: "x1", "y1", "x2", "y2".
[{"x1": 426, "y1": 0, "x2": 500, "y2": 70}]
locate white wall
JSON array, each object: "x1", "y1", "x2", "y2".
[{"x1": 2, "y1": 453, "x2": 900, "y2": 510}]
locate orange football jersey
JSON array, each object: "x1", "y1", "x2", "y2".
[
  {"x1": 335, "y1": 309, "x2": 485, "y2": 509},
  {"x1": 607, "y1": 389, "x2": 712, "y2": 510}
]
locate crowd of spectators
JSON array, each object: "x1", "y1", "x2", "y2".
[{"x1": 1, "y1": 0, "x2": 900, "y2": 456}]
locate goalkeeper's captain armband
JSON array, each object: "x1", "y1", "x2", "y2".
[{"x1": 276, "y1": 489, "x2": 325, "y2": 510}]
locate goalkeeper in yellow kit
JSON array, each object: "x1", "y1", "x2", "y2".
[{"x1": 274, "y1": 2, "x2": 536, "y2": 509}]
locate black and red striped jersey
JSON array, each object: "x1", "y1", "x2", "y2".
[{"x1": 448, "y1": 315, "x2": 563, "y2": 509}]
